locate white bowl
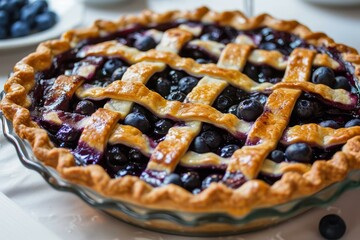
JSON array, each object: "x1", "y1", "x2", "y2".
[{"x1": 302, "y1": 0, "x2": 360, "y2": 5}]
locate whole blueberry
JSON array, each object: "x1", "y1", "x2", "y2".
[
  {"x1": 134, "y1": 35, "x2": 156, "y2": 51},
  {"x1": 312, "y1": 67, "x2": 336, "y2": 87},
  {"x1": 10, "y1": 21, "x2": 30, "y2": 37},
  {"x1": 102, "y1": 59, "x2": 124, "y2": 76},
  {"x1": 201, "y1": 174, "x2": 223, "y2": 189},
  {"x1": 236, "y1": 99, "x2": 264, "y2": 121},
  {"x1": 163, "y1": 173, "x2": 182, "y2": 186},
  {"x1": 285, "y1": 143, "x2": 312, "y2": 163},
  {"x1": 249, "y1": 93, "x2": 268, "y2": 106},
  {"x1": 200, "y1": 130, "x2": 222, "y2": 149},
  {"x1": 111, "y1": 66, "x2": 128, "y2": 81},
  {"x1": 228, "y1": 104, "x2": 238, "y2": 115},
  {"x1": 131, "y1": 104, "x2": 148, "y2": 116},
  {"x1": 192, "y1": 136, "x2": 210, "y2": 153},
  {"x1": 0, "y1": 10, "x2": 8, "y2": 26},
  {"x1": 154, "y1": 77, "x2": 171, "y2": 97},
  {"x1": 168, "y1": 70, "x2": 186, "y2": 85},
  {"x1": 167, "y1": 91, "x2": 186, "y2": 102},
  {"x1": 334, "y1": 76, "x2": 351, "y2": 91},
  {"x1": 11, "y1": 0, "x2": 29, "y2": 8},
  {"x1": 128, "y1": 148, "x2": 143, "y2": 162},
  {"x1": 0, "y1": 27, "x2": 7, "y2": 39},
  {"x1": 220, "y1": 144, "x2": 239, "y2": 158},
  {"x1": 320, "y1": 120, "x2": 340, "y2": 129},
  {"x1": 34, "y1": 11, "x2": 57, "y2": 31},
  {"x1": 215, "y1": 95, "x2": 233, "y2": 112},
  {"x1": 106, "y1": 146, "x2": 128, "y2": 171},
  {"x1": 319, "y1": 214, "x2": 346, "y2": 240},
  {"x1": 345, "y1": 119, "x2": 360, "y2": 128},
  {"x1": 154, "y1": 119, "x2": 173, "y2": 135},
  {"x1": 270, "y1": 150, "x2": 285, "y2": 163},
  {"x1": 31, "y1": 0, "x2": 48, "y2": 13},
  {"x1": 181, "y1": 172, "x2": 201, "y2": 191},
  {"x1": 74, "y1": 100, "x2": 96, "y2": 115},
  {"x1": 20, "y1": 5, "x2": 37, "y2": 25},
  {"x1": 178, "y1": 76, "x2": 198, "y2": 94},
  {"x1": 295, "y1": 99, "x2": 317, "y2": 120},
  {"x1": 124, "y1": 112, "x2": 151, "y2": 134}
]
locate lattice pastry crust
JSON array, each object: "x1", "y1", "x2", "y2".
[{"x1": 1, "y1": 7, "x2": 360, "y2": 216}]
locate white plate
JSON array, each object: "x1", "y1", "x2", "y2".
[{"x1": 0, "y1": 0, "x2": 84, "y2": 50}]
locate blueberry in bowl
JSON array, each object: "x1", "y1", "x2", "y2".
[
  {"x1": 1, "y1": 6, "x2": 360, "y2": 236},
  {"x1": 0, "y1": 0, "x2": 58, "y2": 39}
]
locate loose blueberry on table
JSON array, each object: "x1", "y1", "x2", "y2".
[
  {"x1": 319, "y1": 214, "x2": 346, "y2": 240},
  {"x1": 0, "y1": 0, "x2": 57, "y2": 39},
  {"x1": 29, "y1": 19, "x2": 360, "y2": 195}
]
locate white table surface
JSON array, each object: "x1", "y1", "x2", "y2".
[{"x1": 1, "y1": 0, "x2": 360, "y2": 239}]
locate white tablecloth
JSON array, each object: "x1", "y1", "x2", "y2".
[{"x1": 1, "y1": 0, "x2": 360, "y2": 239}]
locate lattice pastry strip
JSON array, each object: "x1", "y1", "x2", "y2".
[{"x1": 226, "y1": 49, "x2": 316, "y2": 180}]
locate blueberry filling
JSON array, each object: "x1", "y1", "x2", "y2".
[
  {"x1": 243, "y1": 63, "x2": 285, "y2": 84},
  {"x1": 27, "y1": 21, "x2": 360, "y2": 192},
  {"x1": 145, "y1": 68, "x2": 200, "y2": 101}
]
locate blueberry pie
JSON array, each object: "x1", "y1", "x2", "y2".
[{"x1": 1, "y1": 7, "x2": 360, "y2": 216}]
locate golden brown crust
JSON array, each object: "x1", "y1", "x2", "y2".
[{"x1": 1, "y1": 6, "x2": 360, "y2": 216}]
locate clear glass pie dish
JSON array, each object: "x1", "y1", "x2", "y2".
[{"x1": 1, "y1": 91, "x2": 360, "y2": 236}]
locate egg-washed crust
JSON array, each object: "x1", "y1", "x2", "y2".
[{"x1": 1, "y1": 6, "x2": 360, "y2": 216}]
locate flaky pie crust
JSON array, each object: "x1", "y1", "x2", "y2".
[{"x1": 1, "y1": 7, "x2": 360, "y2": 216}]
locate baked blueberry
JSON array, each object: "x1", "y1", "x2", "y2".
[
  {"x1": 215, "y1": 95, "x2": 233, "y2": 112},
  {"x1": 167, "y1": 91, "x2": 186, "y2": 102},
  {"x1": 201, "y1": 174, "x2": 223, "y2": 189},
  {"x1": 106, "y1": 146, "x2": 128, "y2": 171},
  {"x1": 295, "y1": 99, "x2": 317, "y2": 120},
  {"x1": 34, "y1": 11, "x2": 56, "y2": 31},
  {"x1": 196, "y1": 58, "x2": 211, "y2": 64},
  {"x1": 134, "y1": 35, "x2": 156, "y2": 51},
  {"x1": 200, "y1": 130, "x2": 222, "y2": 149},
  {"x1": 320, "y1": 120, "x2": 340, "y2": 129},
  {"x1": 168, "y1": 70, "x2": 186, "y2": 85},
  {"x1": 111, "y1": 66, "x2": 128, "y2": 81},
  {"x1": 117, "y1": 162, "x2": 140, "y2": 177},
  {"x1": 192, "y1": 136, "x2": 210, "y2": 153},
  {"x1": 181, "y1": 172, "x2": 201, "y2": 191},
  {"x1": 10, "y1": 21, "x2": 30, "y2": 37},
  {"x1": 154, "y1": 119, "x2": 173, "y2": 135},
  {"x1": 154, "y1": 77, "x2": 171, "y2": 97},
  {"x1": 124, "y1": 112, "x2": 151, "y2": 134},
  {"x1": 334, "y1": 76, "x2": 351, "y2": 91},
  {"x1": 319, "y1": 214, "x2": 346, "y2": 240},
  {"x1": 285, "y1": 143, "x2": 312, "y2": 163},
  {"x1": 128, "y1": 149, "x2": 143, "y2": 162},
  {"x1": 270, "y1": 150, "x2": 285, "y2": 163},
  {"x1": 344, "y1": 119, "x2": 360, "y2": 128},
  {"x1": 178, "y1": 76, "x2": 198, "y2": 94},
  {"x1": 74, "y1": 100, "x2": 96, "y2": 116},
  {"x1": 312, "y1": 67, "x2": 336, "y2": 87},
  {"x1": 220, "y1": 144, "x2": 239, "y2": 158},
  {"x1": 228, "y1": 104, "x2": 238, "y2": 115},
  {"x1": 236, "y1": 99, "x2": 263, "y2": 121},
  {"x1": 102, "y1": 59, "x2": 124, "y2": 76},
  {"x1": 163, "y1": 173, "x2": 182, "y2": 186}
]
